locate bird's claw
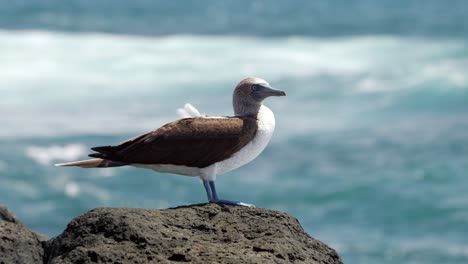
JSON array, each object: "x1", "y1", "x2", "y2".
[
  {"x1": 210, "y1": 199, "x2": 255, "y2": 207},
  {"x1": 236, "y1": 202, "x2": 256, "y2": 207}
]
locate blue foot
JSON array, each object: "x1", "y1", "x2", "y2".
[
  {"x1": 210, "y1": 199, "x2": 255, "y2": 207},
  {"x1": 202, "y1": 179, "x2": 255, "y2": 207}
]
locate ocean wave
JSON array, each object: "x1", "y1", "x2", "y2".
[
  {"x1": 47, "y1": 173, "x2": 111, "y2": 201},
  {"x1": 9, "y1": 180, "x2": 41, "y2": 199},
  {"x1": 1, "y1": 31, "x2": 465, "y2": 90},
  {"x1": 25, "y1": 144, "x2": 87, "y2": 165},
  {"x1": 2, "y1": 0, "x2": 468, "y2": 38},
  {"x1": 1, "y1": 30, "x2": 467, "y2": 139},
  {"x1": 394, "y1": 238, "x2": 468, "y2": 259},
  {"x1": 64, "y1": 181, "x2": 80, "y2": 197},
  {"x1": 62, "y1": 181, "x2": 111, "y2": 201},
  {"x1": 18, "y1": 201, "x2": 57, "y2": 220}
]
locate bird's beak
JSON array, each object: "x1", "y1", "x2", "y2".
[{"x1": 259, "y1": 84, "x2": 286, "y2": 97}]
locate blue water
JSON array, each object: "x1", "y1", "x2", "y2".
[{"x1": 1, "y1": 2, "x2": 468, "y2": 264}]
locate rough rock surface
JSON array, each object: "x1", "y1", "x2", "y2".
[
  {"x1": 45, "y1": 204, "x2": 342, "y2": 264},
  {"x1": 0, "y1": 205, "x2": 48, "y2": 264}
]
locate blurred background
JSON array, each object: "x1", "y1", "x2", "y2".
[{"x1": 1, "y1": 0, "x2": 468, "y2": 263}]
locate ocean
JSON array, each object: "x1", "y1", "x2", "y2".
[{"x1": 1, "y1": 1, "x2": 468, "y2": 263}]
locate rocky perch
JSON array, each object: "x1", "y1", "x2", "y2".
[
  {"x1": 1, "y1": 204, "x2": 342, "y2": 264},
  {"x1": 0, "y1": 206, "x2": 47, "y2": 264}
]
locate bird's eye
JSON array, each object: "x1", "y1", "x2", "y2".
[{"x1": 252, "y1": 84, "x2": 259, "y2": 91}]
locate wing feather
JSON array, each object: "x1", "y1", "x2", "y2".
[{"x1": 89, "y1": 116, "x2": 257, "y2": 168}]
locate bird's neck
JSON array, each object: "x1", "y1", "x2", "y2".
[{"x1": 233, "y1": 101, "x2": 262, "y2": 117}]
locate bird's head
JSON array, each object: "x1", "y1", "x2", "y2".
[{"x1": 233, "y1": 77, "x2": 286, "y2": 116}]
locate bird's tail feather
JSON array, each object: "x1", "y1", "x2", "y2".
[
  {"x1": 91, "y1": 146, "x2": 114, "y2": 154},
  {"x1": 54, "y1": 158, "x2": 127, "y2": 168}
]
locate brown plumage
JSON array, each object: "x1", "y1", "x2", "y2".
[{"x1": 88, "y1": 115, "x2": 258, "y2": 168}]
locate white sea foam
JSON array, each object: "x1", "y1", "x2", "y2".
[
  {"x1": 64, "y1": 181, "x2": 80, "y2": 197},
  {"x1": 80, "y1": 183, "x2": 111, "y2": 202},
  {"x1": 48, "y1": 173, "x2": 111, "y2": 201},
  {"x1": 25, "y1": 144, "x2": 87, "y2": 165},
  {"x1": 1, "y1": 30, "x2": 466, "y2": 139},
  {"x1": 394, "y1": 238, "x2": 468, "y2": 259},
  {"x1": 97, "y1": 168, "x2": 116, "y2": 177}
]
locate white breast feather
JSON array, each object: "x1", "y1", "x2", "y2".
[{"x1": 205, "y1": 105, "x2": 275, "y2": 179}]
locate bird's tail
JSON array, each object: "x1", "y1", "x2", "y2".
[{"x1": 54, "y1": 158, "x2": 127, "y2": 168}]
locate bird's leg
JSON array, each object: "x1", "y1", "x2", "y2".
[
  {"x1": 203, "y1": 179, "x2": 213, "y2": 202},
  {"x1": 208, "y1": 180, "x2": 219, "y2": 201},
  {"x1": 208, "y1": 180, "x2": 255, "y2": 207}
]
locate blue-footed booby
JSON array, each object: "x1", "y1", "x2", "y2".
[{"x1": 56, "y1": 77, "x2": 286, "y2": 206}]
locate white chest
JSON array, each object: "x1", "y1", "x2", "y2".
[{"x1": 208, "y1": 105, "x2": 276, "y2": 177}]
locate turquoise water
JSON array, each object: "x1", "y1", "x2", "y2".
[{"x1": 1, "y1": 2, "x2": 468, "y2": 263}]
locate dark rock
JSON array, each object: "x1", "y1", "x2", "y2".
[
  {"x1": 0, "y1": 205, "x2": 48, "y2": 264},
  {"x1": 45, "y1": 204, "x2": 342, "y2": 264},
  {"x1": 0, "y1": 204, "x2": 343, "y2": 263}
]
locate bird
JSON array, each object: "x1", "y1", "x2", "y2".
[{"x1": 55, "y1": 77, "x2": 286, "y2": 207}]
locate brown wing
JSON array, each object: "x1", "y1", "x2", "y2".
[{"x1": 89, "y1": 116, "x2": 258, "y2": 168}]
